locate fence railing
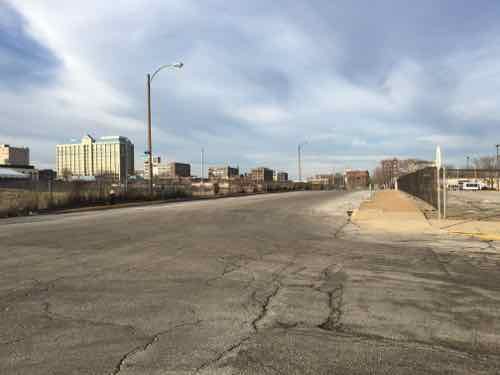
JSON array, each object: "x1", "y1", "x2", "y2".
[
  {"x1": 0, "y1": 180, "x2": 191, "y2": 217},
  {"x1": 0, "y1": 179, "x2": 327, "y2": 218}
]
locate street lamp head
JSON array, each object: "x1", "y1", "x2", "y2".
[{"x1": 150, "y1": 62, "x2": 184, "y2": 81}]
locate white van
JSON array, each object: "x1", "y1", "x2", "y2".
[{"x1": 462, "y1": 182, "x2": 480, "y2": 191}]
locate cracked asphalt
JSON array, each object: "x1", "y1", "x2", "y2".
[{"x1": 1, "y1": 191, "x2": 500, "y2": 374}]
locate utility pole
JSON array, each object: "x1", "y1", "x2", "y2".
[
  {"x1": 297, "y1": 144, "x2": 301, "y2": 182},
  {"x1": 466, "y1": 156, "x2": 470, "y2": 169},
  {"x1": 147, "y1": 73, "x2": 153, "y2": 197},
  {"x1": 436, "y1": 146, "x2": 442, "y2": 220},
  {"x1": 124, "y1": 144, "x2": 129, "y2": 194},
  {"x1": 298, "y1": 141, "x2": 307, "y2": 182},
  {"x1": 496, "y1": 144, "x2": 499, "y2": 191},
  {"x1": 201, "y1": 148, "x2": 205, "y2": 182},
  {"x1": 443, "y1": 165, "x2": 447, "y2": 219},
  {"x1": 437, "y1": 166, "x2": 441, "y2": 220}
]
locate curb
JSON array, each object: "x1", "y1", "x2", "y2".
[{"x1": 447, "y1": 230, "x2": 500, "y2": 241}]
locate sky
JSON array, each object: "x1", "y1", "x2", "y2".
[{"x1": 1, "y1": 0, "x2": 500, "y2": 178}]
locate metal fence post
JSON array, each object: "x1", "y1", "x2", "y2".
[
  {"x1": 437, "y1": 166, "x2": 441, "y2": 220},
  {"x1": 443, "y1": 166, "x2": 447, "y2": 219},
  {"x1": 48, "y1": 179, "x2": 53, "y2": 209}
]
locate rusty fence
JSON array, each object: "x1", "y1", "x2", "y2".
[
  {"x1": 0, "y1": 179, "x2": 190, "y2": 217},
  {"x1": 0, "y1": 178, "x2": 308, "y2": 218}
]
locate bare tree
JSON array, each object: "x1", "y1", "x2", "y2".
[
  {"x1": 372, "y1": 166, "x2": 384, "y2": 187},
  {"x1": 470, "y1": 156, "x2": 496, "y2": 188},
  {"x1": 473, "y1": 156, "x2": 495, "y2": 169}
]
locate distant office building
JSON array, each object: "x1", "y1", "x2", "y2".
[
  {"x1": 345, "y1": 170, "x2": 370, "y2": 190},
  {"x1": 144, "y1": 156, "x2": 162, "y2": 180},
  {"x1": 144, "y1": 157, "x2": 191, "y2": 179},
  {"x1": 208, "y1": 166, "x2": 239, "y2": 180},
  {"x1": 166, "y1": 162, "x2": 191, "y2": 178},
  {"x1": 156, "y1": 162, "x2": 170, "y2": 178},
  {"x1": 56, "y1": 135, "x2": 134, "y2": 182},
  {"x1": 308, "y1": 174, "x2": 334, "y2": 185},
  {"x1": 250, "y1": 167, "x2": 274, "y2": 182},
  {"x1": 0, "y1": 144, "x2": 36, "y2": 180},
  {"x1": 0, "y1": 144, "x2": 29, "y2": 166},
  {"x1": 274, "y1": 171, "x2": 288, "y2": 182}
]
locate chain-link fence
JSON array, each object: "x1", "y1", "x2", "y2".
[
  {"x1": 397, "y1": 167, "x2": 500, "y2": 210},
  {"x1": 397, "y1": 167, "x2": 438, "y2": 208}
]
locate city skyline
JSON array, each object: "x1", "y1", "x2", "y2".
[{"x1": 2, "y1": 1, "x2": 500, "y2": 178}]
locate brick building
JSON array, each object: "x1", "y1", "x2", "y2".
[
  {"x1": 345, "y1": 170, "x2": 370, "y2": 190},
  {"x1": 0, "y1": 144, "x2": 37, "y2": 180},
  {"x1": 381, "y1": 158, "x2": 433, "y2": 188},
  {"x1": 0, "y1": 144, "x2": 29, "y2": 166}
]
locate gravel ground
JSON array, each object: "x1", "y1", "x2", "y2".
[{"x1": 445, "y1": 191, "x2": 500, "y2": 220}]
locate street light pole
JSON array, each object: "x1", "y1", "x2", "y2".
[
  {"x1": 201, "y1": 148, "x2": 205, "y2": 182},
  {"x1": 145, "y1": 62, "x2": 183, "y2": 198},
  {"x1": 147, "y1": 74, "x2": 153, "y2": 197},
  {"x1": 297, "y1": 144, "x2": 301, "y2": 182},
  {"x1": 298, "y1": 141, "x2": 307, "y2": 182}
]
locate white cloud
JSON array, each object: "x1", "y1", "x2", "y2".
[
  {"x1": 3, "y1": 0, "x2": 500, "y2": 178},
  {"x1": 444, "y1": 44, "x2": 500, "y2": 123},
  {"x1": 382, "y1": 59, "x2": 423, "y2": 109},
  {"x1": 231, "y1": 105, "x2": 290, "y2": 125}
]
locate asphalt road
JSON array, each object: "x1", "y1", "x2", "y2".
[{"x1": 1, "y1": 191, "x2": 499, "y2": 374}]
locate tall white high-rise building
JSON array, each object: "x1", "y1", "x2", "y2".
[{"x1": 56, "y1": 135, "x2": 134, "y2": 182}]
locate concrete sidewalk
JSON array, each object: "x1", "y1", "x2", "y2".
[
  {"x1": 353, "y1": 190, "x2": 436, "y2": 234},
  {"x1": 354, "y1": 190, "x2": 500, "y2": 241}
]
